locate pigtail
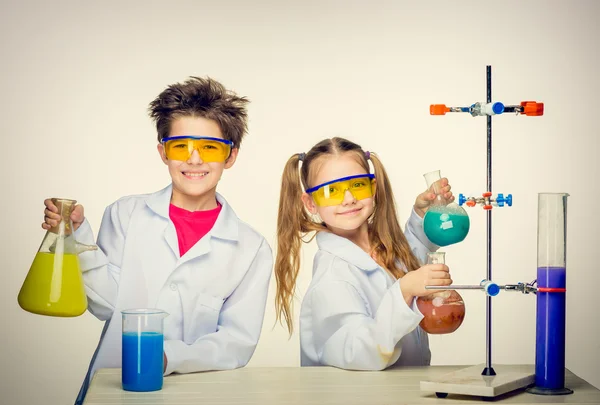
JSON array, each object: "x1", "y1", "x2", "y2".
[
  {"x1": 369, "y1": 152, "x2": 421, "y2": 276},
  {"x1": 275, "y1": 154, "x2": 316, "y2": 335}
]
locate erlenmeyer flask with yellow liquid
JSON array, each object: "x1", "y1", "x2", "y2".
[{"x1": 18, "y1": 198, "x2": 97, "y2": 317}]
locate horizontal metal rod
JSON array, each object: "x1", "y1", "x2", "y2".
[
  {"x1": 425, "y1": 285, "x2": 513, "y2": 290},
  {"x1": 425, "y1": 285, "x2": 484, "y2": 290}
]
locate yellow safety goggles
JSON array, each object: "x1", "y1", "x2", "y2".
[
  {"x1": 161, "y1": 136, "x2": 233, "y2": 162},
  {"x1": 306, "y1": 174, "x2": 375, "y2": 207}
]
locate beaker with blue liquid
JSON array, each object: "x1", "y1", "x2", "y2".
[
  {"x1": 121, "y1": 308, "x2": 169, "y2": 392},
  {"x1": 422, "y1": 170, "x2": 470, "y2": 246}
]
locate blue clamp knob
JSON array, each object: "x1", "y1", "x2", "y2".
[
  {"x1": 458, "y1": 193, "x2": 467, "y2": 206},
  {"x1": 492, "y1": 102, "x2": 505, "y2": 115},
  {"x1": 481, "y1": 280, "x2": 500, "y2": 297},
  {"x1": 496, "y1": 193, "x2": 513, "y2": 207},
  {"x1": 486, "y1": 282, "x2": 500, "y2": 297}
]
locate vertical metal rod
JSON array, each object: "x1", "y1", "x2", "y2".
[{"x1": 483, "y1": 65, "x2": 496, "y2": 376}]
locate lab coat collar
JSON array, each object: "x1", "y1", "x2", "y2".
[
  {"x1": 211, "y1": 193, "x2": 239, "y2": 241},
  {"x1": 316, "y1": 231, "x2": 379, "y2": 272},
  {"x1": 145, "y1": 184, "x2": 239, "y2": 242}
]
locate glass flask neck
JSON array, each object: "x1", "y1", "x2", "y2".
[
  {"x1": 49, "y1": 198, "x2": 77, "y2": 235},
  {"x1": 423, "y1": 170, "x2": 449, "y2": 206},
  {"x1": 41, "y1": 198, "x2": 97, "y2": 254},
  {"x1": 424, "y1": 251, "x2": 448, "y2": 298},
  {"x1": 427, "y1": 251, "x2": 446, "y2": 265}
]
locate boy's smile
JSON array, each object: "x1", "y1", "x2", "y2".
[{"x1": 182, "y1": 170, "x2": 209, "y2": 179}]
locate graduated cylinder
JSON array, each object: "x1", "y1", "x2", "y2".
[{"x1": 530, "y1": 193, "x2": 573, "y2": 395}]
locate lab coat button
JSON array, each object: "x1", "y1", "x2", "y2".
[{"x1": 170, "y1": 283, "x2": 177, "y2": 291}]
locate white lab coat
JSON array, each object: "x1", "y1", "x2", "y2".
[
  {"x1": 299, "y1": 209, "x2": 438, "y2": 370},
  {"x1": 72, "y1": 184, "x2": 273, "y2": 404}
]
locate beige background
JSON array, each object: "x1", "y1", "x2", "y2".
[{"x1": 1, "y1": 1, "x2": 599, "y2": 404}]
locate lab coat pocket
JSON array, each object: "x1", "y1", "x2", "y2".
[{"x1": 183, "y1": 292, "x2": 224, "y2": 344}]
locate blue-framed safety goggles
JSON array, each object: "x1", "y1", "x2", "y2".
[
  {"x1": 306, "y1": 174, "x2": 375, "y2": 207},
  {"x1": 161, "y1": 136, "x2": 233, "y2": 162}
]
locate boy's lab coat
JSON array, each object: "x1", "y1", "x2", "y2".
[
  {"x1": 74, "y1": 184, "x2": 273, "y2": 403},
  {"x1": 300, "y1": 209, "x2": 437, "y2": 370}
]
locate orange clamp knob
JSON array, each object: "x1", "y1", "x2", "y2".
[
  {"x1": 521, "y1": 101, "x2": 544, "y2": 116},
  {"x1": 483, "y1": 205, "x2": 493, "y2": 210},
  {"x1": 430, "y1": 104, "x2": 450, "y2": 115},
  {"x1": 483, "y1": 192, "x2": 492, "y2": 197},
  {"x1": 466, "y1": 201, "x2": 476, "y2": 207}
]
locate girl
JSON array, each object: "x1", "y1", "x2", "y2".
[{"x1": 275, "y1": 137, "x2": 454, "y2": 371}]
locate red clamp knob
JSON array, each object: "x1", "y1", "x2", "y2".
[
  {"x1": 483, "y1": 205, "x2": 493, "y2": 210},
  {"x1": 483, "y1": 192, "x2": 492, "y2": 198},
  {"x1": 521, "y1": 101, "x2": 544, "y2": 116},
  {"x1": 538, "y1": 287, "x2": 566, "y2": 293}
]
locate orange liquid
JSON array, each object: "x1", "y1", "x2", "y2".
[
  {"x1": 18, "y1": 252, "x2": 87, "y2": 317},
  {"x1": 416, "y1": 291, "x2": 466, "y2": 334}
]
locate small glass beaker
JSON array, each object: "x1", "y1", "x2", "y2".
[
  {"x1": 422, "y1": 170, "x2": 470, "y2": 246},
  {"x1": 121, "y1": 308, "x2": 169, "y2": 392},
  {"x1": 18, "y1": 198, "x2": 97, "y2": 317},
  {"x1": 416, "y1": 252, "x2": 466, "y2": 334}
]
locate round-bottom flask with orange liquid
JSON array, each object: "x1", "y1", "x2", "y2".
[{"x1": 416, "y1": 252, "x2": 465, "y2": 334}]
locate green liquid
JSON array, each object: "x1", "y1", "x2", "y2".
[{"x1": 423, "y1": 207, "x2": 470, "y2": 246}]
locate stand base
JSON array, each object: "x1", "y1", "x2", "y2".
[
  {"x1": 420, "y1": 364, "x2": 535, "y2": 398},
  {"x1": 481, "y1": 366, "x2": 496, "y2": 376},
  {"x1": 526, "y1": 386, "x2": 574, "y2": 395}
]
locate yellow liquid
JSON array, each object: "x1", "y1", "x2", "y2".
[{"x1": 18, "y1": 252, "x2": 87, "y2": 317}]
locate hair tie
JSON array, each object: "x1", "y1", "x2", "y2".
[
  {"x1": 298, "y1": 152, "x2": 306, "y2": 161},
  {"x1": 365, "y1": 151, "x2": 371, "y2": 160}
]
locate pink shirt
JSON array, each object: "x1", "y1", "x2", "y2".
[{"x1": 169, "y1": 203, "x2": 222, "y2": 257}]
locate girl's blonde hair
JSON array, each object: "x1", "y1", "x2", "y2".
[{"x1": 275, "y1": 137, "x2": 421, "y2": 334}]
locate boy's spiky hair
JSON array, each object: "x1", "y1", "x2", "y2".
[{"x1": 148, "y1": 76, "x2": 249, "y2": 148}]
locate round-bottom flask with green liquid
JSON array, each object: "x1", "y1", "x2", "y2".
[
  {"x1": 423, "y1": 204, "x2": 470, "y2": 246},
  {"x1": 422, "y1": 170, "x2": 470, "y2": 247}
]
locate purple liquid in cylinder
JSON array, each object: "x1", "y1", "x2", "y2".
[{"x1": 535, "y1": 266, "x2": 566, "y2": 389}]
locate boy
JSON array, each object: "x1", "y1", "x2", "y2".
[{"x1": 42, "y1": 77, "x2": 273, "y2": 404}]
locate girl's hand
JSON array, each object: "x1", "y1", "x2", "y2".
[
  {"x1": 399, "y1": 263, "x2": 452, "y2": 302},
  {"x1": 414, "y1": 177, "x2": 454, "y2": 218}
]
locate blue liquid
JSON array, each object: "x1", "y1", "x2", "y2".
[
  {"x1": 535, "y1": 266, "x2": 567, "y2": 390},
  {"x1": 122, "y1": 332, "x2": 164, "y2": 392},
  {"x1": 423, "y1": 207, "x2": 470, "y2": 246}
]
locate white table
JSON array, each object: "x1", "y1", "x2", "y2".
[{"x1": 83, "y1": 365, "x2": 600, "y2": 404}]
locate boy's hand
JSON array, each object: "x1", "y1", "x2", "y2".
[
  {"x1": 414, "y1": 177, "x2": 454, "y2": 218},
  {"x1": 42, "y1": 198, "x2": 85, "y2": 232},
  {"x1": 399, "y1": 264, "x2": 452, "y2": 303},
  {"x1": 164, "y1": 352, "x2": 167, "y2": 373}
]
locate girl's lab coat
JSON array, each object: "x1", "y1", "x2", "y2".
[
  {"x1": 73, "y1": 184, "x2": 273, "y2": 404},
  {"x1": 299, "y1": 209, "x2": 437, "y2": 370}
]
